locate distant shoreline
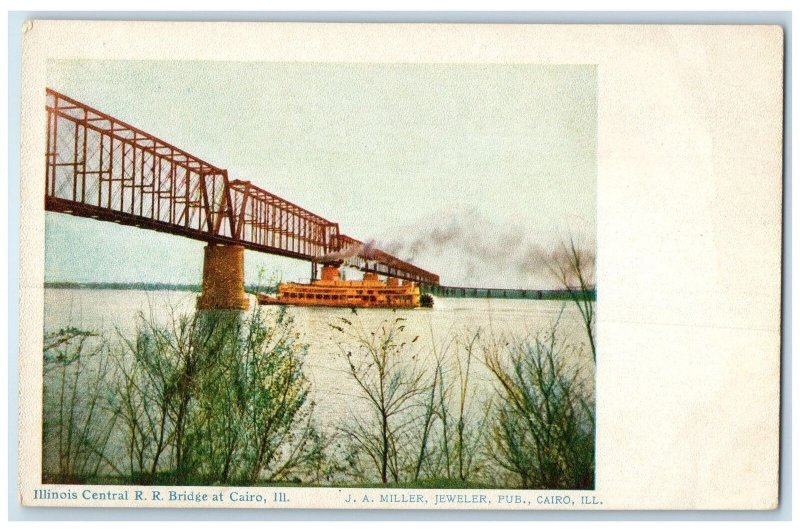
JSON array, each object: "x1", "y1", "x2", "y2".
[
  {"x1": 43, "y1": 281, "x2": 273, "y2": 293},
  {"x1": 44, "y1": 282, "x2": 595, "y2": 301}
]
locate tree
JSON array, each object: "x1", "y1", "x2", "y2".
[
  {"x1": 545, "y1": 237, "x2": 596, "y2": 361},
  {"x1": 108, "y1": 306, "x2": 318, "y2": 484},
  {"x1": 331, "y1": 316, "x2": 427, "y2": 484}
]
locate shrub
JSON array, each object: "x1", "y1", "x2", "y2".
[
  {"x1": 483, "y1": 323, "x2": 595, "y2": 489},
  {"x1": 45, "y1": 306, "x2": 320, "y2": 485},
  {"x1": 42, "y1": 328, "x2": 119, "y2": 482}
]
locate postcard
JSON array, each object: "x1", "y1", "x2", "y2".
[{"x1": 17, "y1": 20, "x2": 783, "y2": 510}]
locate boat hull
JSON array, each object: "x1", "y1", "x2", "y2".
[{"x1": 257, "y1": 294, "x2": 418, "y2": 309}]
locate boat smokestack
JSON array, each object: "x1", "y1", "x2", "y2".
[{"x1": 321, "y1": 265, "x2": 340, "y2": 281}]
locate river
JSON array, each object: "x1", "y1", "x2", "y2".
[{"x1": 43, "y1": 288, "x2": 595, "y2": 448}]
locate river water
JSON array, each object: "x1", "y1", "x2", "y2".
[{"x1": 43, "y1": 288, "x2": 595, "y2": 437}]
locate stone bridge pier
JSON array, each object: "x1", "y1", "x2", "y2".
[{"x1": 197, "y1": 244, "x2": 249, "y2": 310}]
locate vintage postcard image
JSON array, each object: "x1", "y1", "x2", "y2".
[{"x1": 17, "y1": 21, "x2": 783, "y2": 510}]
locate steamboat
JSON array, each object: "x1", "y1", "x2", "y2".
[{"x1": 257, "y1": 265, "x2": 431, "y2": 309}]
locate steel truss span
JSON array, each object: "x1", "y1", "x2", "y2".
[{"x1": 44, "y1": 89, "x2": 439, "y2": 286}]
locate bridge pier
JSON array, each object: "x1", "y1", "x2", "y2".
[{"x1": 197, "y1": 244, "x2": 249, "y2": 310}]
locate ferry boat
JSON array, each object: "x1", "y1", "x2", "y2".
[{"x1": 257, "y1": 265, "x2": 426, "y2": 309}]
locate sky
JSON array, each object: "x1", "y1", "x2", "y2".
[{"x1": 45, "y1": 60, "x2": 596, "y2": 288}]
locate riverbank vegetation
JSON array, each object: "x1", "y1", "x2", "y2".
[
  {"x1": 43, "y1": 239, "x2": 594, "y2": 489},
  {"x1": 43, "y1": 304, "x2": 594, "y2": 489},
  {"x1": 43, "y1": 307, "x2": 323, "y2": 486}
]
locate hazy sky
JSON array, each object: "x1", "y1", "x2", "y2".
[{"x1": 45, "y1": 60, "x2": 596, "y2": 288}]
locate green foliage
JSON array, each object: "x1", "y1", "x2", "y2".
[
  {"x1": 483, "y1": 321, "x2": 595, "y2": 489},
  {"x1": 411, "y1": 329, "x2": 488, "y2": 483},
  {"x1": 437, "y1": 331, "x2": 489, "y2": 482},
  {"x1": 331, "y1": 315, "x2": 428, "y2": 484},
  {"x1": 115, "y1": 307, "x2": 318, "y2": 484},
  {"x1": 329, "y1": 310, "x2": 595, "y2": 490},
  {"x1": 42, "y1": 328, "x2": 119, "y2": 482},
  {"x1": 330, "y1": 316, "x2": 491, "y2": 486},
  {"x1": 545, "y1": 237, "x2": 596, "y2": 361},
  {"x1": 43, "y1": 282, "x2": 596, "y2": 490},
  {"x1": 43, "y1": 306, "x2": 319, "y2": 485}
]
